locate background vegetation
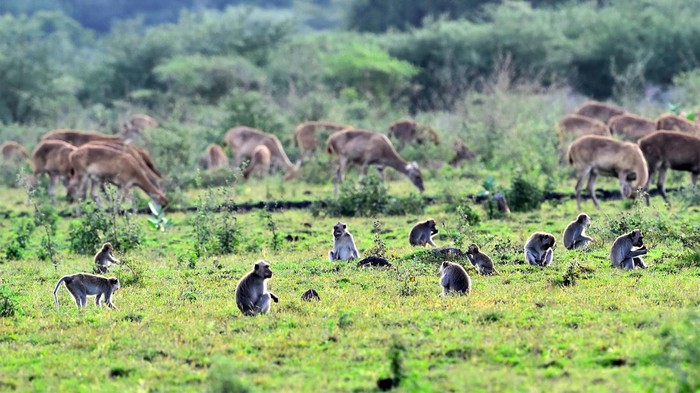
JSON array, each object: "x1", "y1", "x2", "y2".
[{"x1": 1, "y1": 0, "x2": 700, "y2": 391}]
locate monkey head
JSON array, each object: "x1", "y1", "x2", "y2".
[
  {"x1": 629, "y1": 229, "x2": 644, "y2": 247},
  {"x1": 405, "y1": 162, "x2": 424, "y2": 192},
  {"x1": 577, "y1": 213, "x2": 591, "y2": 226},
  {"x1": 541, "y1": 233, "x2": 556, "y2": 249},
  {"x1": 332, "y1": 222, "x2": 347, "y2": 239},
  {"x1": 467, "y1": 243, "x2": 479, "y2": 254},
  {"x1": 102, "y1": 242, "x2": 113, "y2": 252},
  {"x1": 427, "y1": 219, "x2": 438, "y2": 235},
  {"x1": 254, "y1": 260, "x2": 273, "y2": 279},
  {"x1": 109, "y1": 277, "x2": 120, "y2": 291}
]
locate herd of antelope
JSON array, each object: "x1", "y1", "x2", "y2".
[
  {"x1": 560, "y1": 101, "x2": 700, "y2": 208},
  {"x1": 0, "y1": 117, "x2": 469, "y2": 207},
  {"x1": 2, "y1": 100, "x2": 699, "y2": 209}
]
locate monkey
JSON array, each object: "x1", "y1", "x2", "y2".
[
  {"x1": 235, "y1": 260, "x2": 279, "y2": 316},
  {"x1": 329, "y1": 222, "x2": 359, "y2": 261},
  {"x1": 53, "y1": 273, "x2": 120, "y2": 309},
  {"x1": 465, "y1": 244, "x2": 498, "y2": 275},
  {"x1": 408, "y1": 219, "x2": 438, "y2": 247},
  {"x1": 356, "y1": 256, "x2": 392, "y2": 268},
  {"x1": 440, "y1": 261, "x2": 471, "y2": 295},
  {"x1": 562, "y1": 213, "x2": 594, "y2": 250},
  {"x1": 610, "y1": 229, "x2": 648, "y2": 270},
  {"x1": 524, "y1": 232, "x2": 556, "y2": 267},
  {"x1": 301, "y1": 289, "x2": 320, "y2": 301},
  {"x1": 93, "y1": 242, "x2": 120, "y2": 274}
]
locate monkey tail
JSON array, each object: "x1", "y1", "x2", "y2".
[{"x1": 53, "y1": 276, "x2": 68, "y2": 307}]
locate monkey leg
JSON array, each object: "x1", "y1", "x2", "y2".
[
  {"x1": 95, "y1": 293, "x2": 102, "y2": 306},
  {"x1": 621, "y1": 257, "x2": 635, "y2": 270},
  {"x1": 254, "y1": 294, "x2": 272, "y2": 314},
  {"x1": 270, "y1": 293, "x2": 279, "y2": 303},
  {"x1": 572, "y1": 236, "x2": 593, "y2": 250},
  {"x1": 329, "y1": 251, "x2": 336, "y2": 262},
  {"x1": 541, "y1": 248, "x2": 554, "y2": 267},
  {"x1": 525, "y1": 249, "x2": 541, "y2": 266},
  {"x1": 691, "y1": 172, "x2": 698, "y2": 186},
  {"x1": 633, "y1": 257, "x2": 647, "y2": 269}
]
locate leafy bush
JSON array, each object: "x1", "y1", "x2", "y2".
[
  {"x1": 69, "y1": 201, "x2": 142, "y2": 254},
  {"x1": 3, "y1": 218, "x2": 36, "y2": 260},
  {"x1": 507, "y1": 174, "x2": 544, "y2": 212},
  {"x1": 0, "y1": 286, "x2": 22, "y2": 317},
  {"x1": 220, "y1": 88, "x2": 285, "y2": 137},
  {"x1": 191, "y1": 187, "x2": 242, "y2": 257},
  {"x1": 318, "y1": 173, "x2": 424, "y2": 217}
]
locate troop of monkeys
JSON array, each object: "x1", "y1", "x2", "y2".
[{"x1": 52, "y1": 213, "x2": 648, "y2": 315}]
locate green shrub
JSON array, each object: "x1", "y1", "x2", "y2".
[
  {"x1": 220, "y1": 88, "x2": 285, "y2": 137},
  {"x1": 0, "y1": 286, "x2": 22, "y2": 318},
  {"x1": 318, "y1": 173, "x2": 424, "y2": 217},
  {"x1": 3, "y1": 217, "x2": 36, "y2": 260},
  {"x1": 507, "y1": 174, "x2": 544, "y2": 212},
  {"x1": 191, "y1": 187, "x2": 242, "y2": 257}
]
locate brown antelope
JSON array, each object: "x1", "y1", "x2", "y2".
[
  {"x1": 223, "y1": 126, "x2": 298, "y2": 180},
  {"x1": 567, "y1": 135, "x2": 648, "y2": 209},
  {"x1": 30, "y1": 140, "x2": 77, "y2": 203},
  {"x1": 326, "y1": 129, "x2": 424, "y2": 195},
  {"x1": 294, "y1": 121, "x2": 351, "y2": 163},
  {"x1": 68, "y1": 144, "x2": 168, "y2": 210},
  {"x1": 574, "y1": 100, "x2": 626, "y2": 124},
  {"x1": 638, "y1": 131, "x2": 700, "y2": 204}
]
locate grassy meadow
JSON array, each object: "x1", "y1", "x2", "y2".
[{"x1": 0, "y1": 173, "x2": 699, "y2": 392}]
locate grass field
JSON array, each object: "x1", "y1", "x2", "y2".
[{"x1": 0, "y1": 175, "x2": 699, "y2": 392}]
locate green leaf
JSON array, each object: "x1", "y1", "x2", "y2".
[{"x1": 149, "y1": 202, "x2": 161, "y2": 216}]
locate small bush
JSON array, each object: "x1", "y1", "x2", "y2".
[
  {"x1": 191, "y1": 187, "x2": 242, "y2": 257},
  {"x1": 319, "y1": 173, "x2": 424, "y2": 217},
  {"x1": 3, "y1": 218, "x2": 36, "y2": 260},
  {"x1": 0, "y1": 286, "x2": 22, "y2": 318},
  {"x1": 507, "y1": 174, "x2": 544, "y2": 212},
  {"x1": 69, "y1": 202, "x2": 111, "y2": 255}
]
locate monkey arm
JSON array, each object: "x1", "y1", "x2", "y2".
[
  {"x1": 626, "y1": 248, "x2": 647, "y2": 258},
  {"x1": 107, "y1": 254, "x2": 120, "y2": 264},
  {"x1": 329, "y1": 251, "x2": 336, "y2": 262}
]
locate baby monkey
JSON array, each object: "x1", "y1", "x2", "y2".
[
  {"x1": 329, "y1": 222, "x2": 359, "y2": 261},
  {"x1": 53, "y1": 273, "x2": 120, "y2": 309},
  {"x1": 439, "y1": 261, "x2": 471, "y2": 295},
  {"x1": 562, "y1": 213, "x2": 594, "y2": 250},
  {"x1": 235, "y1": 260, "x2": 279, "y2": 316},
  {"x1": 524, "y1": 232, "x2": 556, "y2": 267},
  {"x1": 610, "y1": 229, "x2": 648, "y2": 269},
  {"x1": 94, "y1": 242, "x2": 120, "y2": 274},
  {"x1": 408, "y1": 219, "x2": 438, "y2": 247},
  {"x1": 465, "y1": 244, "x2": 498, "y2": 275}
]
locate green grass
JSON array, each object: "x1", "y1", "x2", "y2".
[{"x1": 0, "y1": 180, "x2": 699, "y2": 392}]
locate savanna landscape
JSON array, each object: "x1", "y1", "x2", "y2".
[{"x1": 0, "y1": 1, "x2": 699, "y2": 392}]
